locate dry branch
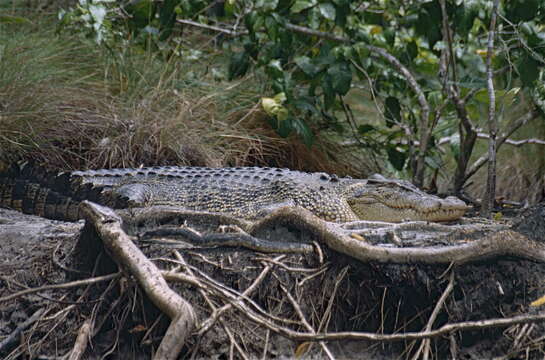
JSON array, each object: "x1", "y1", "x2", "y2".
[
  {"x1": 0, "y1": 273, "x2": 120, "y2": 303},
  {"x1": 80, "y1": 201, "x2": 196, "y2": 360},
  {"x1": 412, "y1": 271, "x2": 455, "y2": 360},
  {"x1": 68, "y1": 318, "x2": 94, "y2": 360}
]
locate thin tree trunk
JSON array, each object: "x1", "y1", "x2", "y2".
[{"x1": 481, "y1": 0, "x2": 500, "y2": 217}]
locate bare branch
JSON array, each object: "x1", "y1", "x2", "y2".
[
  {"x1": 465, "y1": 108, "x2": 540, "y2": 182},
  {"x1": 177, "y1": 19, "x2": 247, "y2": 37},
  {"x1": 412, "y1": 272, "x2": 455, "y2": 360},
  {"x1": 474, "y1": 133, "x2": 545, "y2": 146}
]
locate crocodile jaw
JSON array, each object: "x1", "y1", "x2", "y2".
[{"x1": 346, "y1": 183, "x2": 470, "y2": 222}]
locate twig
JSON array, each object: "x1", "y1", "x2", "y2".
[
  {"x1": 177, "y1": 19, "x2": 247, "y2": 37},
  {"x1": 262, "y1": 329, "x2": 270, "y2": 360},
  {"x1": 464, "y1": 108, "x2": 540, "y2": 182},
  {"x1": 279, "y1": 283, "x2": 335, "y2": 360},
  {"x1": 438, "y1": 133, "x2": 545, "y2": 147},
  {"x1": 197, "y1": 255, "x2": 277, "y2": 335},
  {"x1": 173, "y1": 251, "x2": 250, "y2": 360},
  {"x1": 412, "y1": 271, "x2": 455, "y2": 360},
  {"x1": 68, "y1": 318, "x2": 94, "y2": 360},
  {"x1": 450, "y1": 333, "x2": 458, "y2": 360},
  {"x1": 81, "y1": 201, "x2": 196, "y2": 360},
  {"x1": 0, "y1": 273, "x2": 120, "y2": 303},
  {"x1": 0, "y1": 308, "x2": 46, "y2": 353},
  {"x1": 474, "y1": 133, "x2": 545, "y2": 146},
  {"x1": 317, "y1": 267, "x2": 348, "y2": 335}
]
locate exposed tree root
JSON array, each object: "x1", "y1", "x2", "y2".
[
  {"x1": 80, "y1": 201, "x2": 196, "y2": 360},
  {"x1": 123, "y1": 205, "x2": 545, "y2": 264},
  {"x1": 164, "y1": 266, "x2": 545, "y2": 342}
]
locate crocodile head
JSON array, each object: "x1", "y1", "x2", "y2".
[{"x1": 344, "y1": 177, "x2": 470, "y2": 222}]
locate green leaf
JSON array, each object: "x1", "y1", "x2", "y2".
[
  {"x1": 415, "y1": 4, "x2": 442, "y2": 48},
  {"x1": 457, "y1": 2, "x2": 478, "y2": 38},
  {"x1": 506, "y1": 0, "x2": 539, "y2": 23},
  {"x1": 449, "y1": 134, "x2": 460, "y2": 160},
  {"x1": 318, "y1": 3, "x2": 336, "y2": 20},
  {"x1": 295, "y1": 56, "x2": 319, "y2": 77},
  {"x1": 158, "y1": 0, "x2": 179, "y2": 40},
  {"x1": 228, "y1": 51, "x2": 250, "y2": 80},
  {"x1": 0, "y1": 14, "x2": 32, "y2": 24},
  {"x1": 358, "y1": 124, "x2": 375, "y2": 134},
  {"x1": 386, "y1": 146, "x2": 407, "y2": 171},
  {"x1": 292, "y1": 118, "x2": 315, "y2": 147},
  {"x1": 125, "y1": 0, "x2": 155, "y2": 30},
  {"x1": 290, "y1": 0, "x2": 316, "y2": 13},
  {"x1": 384, "y1": 96, "x2": 401, "y2": 127},
  {"x1": 517, "y1": 55, "x2": 539, "y2": 87},
  {"x1": 407, "y1": 41, "x2": 418, "y2": 60},
  {"x1": 266, "y1": 60, "x2": 284, "y2": 79},
  {"x1": 327, "y1": 62, "x2": 352, "y2": 95},
  {"x1": 244, "y1": 11, "x2": 259, "y2": 32},
  {"x1": 321, "y1": 74, "x2": 335, "y2": 110},
  {"x1": 277, "y1": 117, "x2": 293, "y2": 137},
  {"x1": 294, "y1": 98, "x2": 318, "y2": 115},
  {"x1": 353, "y1": 43, "x2": 370, "y2": 59},
  {"x1": 256, "y1": 0, "x2": 279, "y2": 12},
  {"x1": 265, "y1": 16, "x2": 278, "y2": 40},
  {"x1": 89, "y1": 4, "x2": 107, "y2": 25},
  {"x1": 334, "y1": 1, "x2": 349, "y2": 27}
]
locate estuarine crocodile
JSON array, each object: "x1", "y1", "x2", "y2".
[{"x1": 0, "y1": 165, "x2": 470, "y2": 223}]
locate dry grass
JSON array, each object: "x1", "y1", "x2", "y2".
[{"x1": 0, "y1": 11, "x2": 373, "y2": 176}]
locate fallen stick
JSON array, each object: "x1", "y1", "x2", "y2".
[{"x1": 68, "y1": 318, "x2": 94, "y2": 360}]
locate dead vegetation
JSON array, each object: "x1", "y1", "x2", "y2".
[{"x1": 0, "y1": 14, "x2": 373, "y2": 179}]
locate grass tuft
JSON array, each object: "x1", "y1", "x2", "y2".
[{"x1": 0, "y1": 11, "x2": 373, "y2": 176}]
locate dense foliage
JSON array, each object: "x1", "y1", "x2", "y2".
[{"x1": 58, "y1": 0, "x2": 545, "y2": 193}]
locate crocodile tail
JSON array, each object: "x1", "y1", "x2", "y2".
[{"x1": 0, "y1": 178, "x2": 82, "y2": 221}]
